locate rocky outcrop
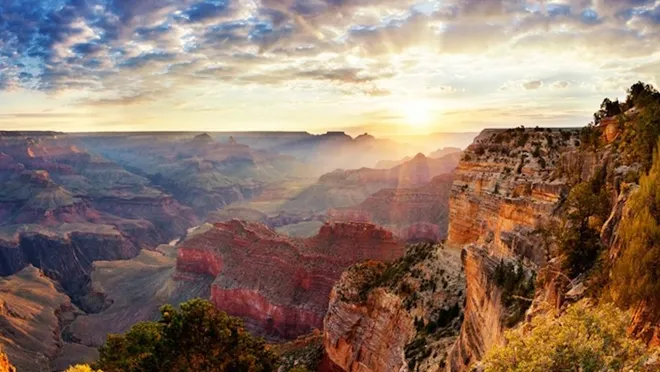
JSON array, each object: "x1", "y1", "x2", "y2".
[
  {"x1": 328, "y1": 174, "x2": 454, "y2": 242},
  {"x1": 175, "y1": 220, "x2": 406, "y2": 339},
  {"x1": 323, "y1": 244, "x2": 465, "y2": 372}
]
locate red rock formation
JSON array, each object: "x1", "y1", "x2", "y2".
[{"x1": 176, "y1": 220, "x2": 406, "y2": 339}]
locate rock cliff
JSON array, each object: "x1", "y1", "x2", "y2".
[
  {"x1": 446, "y1": 128, "x2": 581, "y2": 370},
  {"x1": 323, "y1": 244, "x2": 465, "y2": 372},
  {"x1": 175, "y1": 220, "x2": 406, "y2": 339},
  {"x1": 0, "y1": 225, "x2": 140, "y2": 310}
]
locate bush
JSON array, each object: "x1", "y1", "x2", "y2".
[
  {"x1": 531, "y1": 146, "x2": 540, "y2": 158},
  {"x1": 482, "y1": 300, "x2": 654, "y2": 372},
  {"x1": 612, "y1": 142, "x2": 660, "y2": 308},
  {"x1": 627, "y1": 81, "x2": 660, "y2": 108},
  {"x1": 97, "y1": 299, "x2": 279, "y2": 372},
  {"x1": 538, "y1": 157, "x2": 546, "y2": 169}
]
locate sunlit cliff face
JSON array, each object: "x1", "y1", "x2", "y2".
[{"x1": 0, "y1": 0, "x2": 658, "y2": 135}]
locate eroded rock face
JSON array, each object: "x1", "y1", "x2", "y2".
[
  {"x1": 448, "y1": 247, "x2": 505, "y2": 370},
  {"x1": 447, "y1": 129, "x2": 577, "y2": 261},
  {"x1": 176, "y1": 220, "x2": 406, "y2": 339},
  {"x1": 323, "y1": 245, "x2": 465, "y2": 372}
]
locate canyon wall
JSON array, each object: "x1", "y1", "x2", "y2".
[
  {"x1": 175, "y1": 220, "x2": 406, "y2": 339},
  {"x1": 446, "y1": 128, "x2": 581, "y2": 370}
]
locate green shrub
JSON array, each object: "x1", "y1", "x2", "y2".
[
  {"x1": 580, "y1": 123, "x2": 601, "y2": 150},
  {"x1": 482, "y1": 300, "x2": 654, "y2": 372},
  {"x1": 619, "y1": 99, "x2": 660, "y2": 171},
  {"x1": 516, "y1": 132, "x2": 529, "y2": 147},
  {"x1": 97, "y1": 299, "x2": 279, "y2": 372},
  {"x1": 612, "y1": 142, "x2": 660, "y2": 308},
  {"x1": 531, "y1": 146, "x2": 540, "y2": 158}
]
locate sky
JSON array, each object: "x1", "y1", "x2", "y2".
[{"x1": 0, "y1": 0, "x2": 659, "y2": 137}]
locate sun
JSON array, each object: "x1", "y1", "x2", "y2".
[{"x1": 402, "y1": 101, "x2": 432, "y2": 128}]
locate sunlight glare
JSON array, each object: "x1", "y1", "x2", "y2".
[{"x1": 402, "y1": 101, "x2": 432, "y2": 128}]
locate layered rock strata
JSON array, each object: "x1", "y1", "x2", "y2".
[{"x1": 446, "y1": 128, "x2": 581, "y2": 370}]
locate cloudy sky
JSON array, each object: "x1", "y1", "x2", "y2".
[{"x1": 0, "y1": 0, "x2": 658, "y2": 136}]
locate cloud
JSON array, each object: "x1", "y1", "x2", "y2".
[
  {"x1": 0, "y1": 0, "x2": 657, "y2": 112},
  {"x1": 552, "y1": 81, "x2": 571, "y2": 89},
  {"x1": 523, "y1": 80, "x2": 543, "y2": 90}
]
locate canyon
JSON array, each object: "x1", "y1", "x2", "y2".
[
  {"x1": 0, "y1": 125, "x2": 635, "y2": 372},
  {"x1": 0, "y1": 130, "x2": 463, "y2": 370}
]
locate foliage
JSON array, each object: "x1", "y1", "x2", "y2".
[
  {"x1": 65, "y1": 366, "x2": 102, "y2": 372},
  {"x1": 579, "y1": 123, "x2": 602, "y2": 151},
  {"x1": 594, "y1": 98, "x2": 622, "y2": 124},
  {"x1": 97, "y1": 299, "x2": 279, "y2": 372},
  {"x1": 557, "y1": 168, "x2": 611, "y2": 277},
  {"x1": 612, "y1": 142, "x2": 660, "y2": 309},
  {"x1": 627, "y1": 81, "x2": 660, "y2": 109},
  {"x1": 493, "y1": 260, "x2": 535, "y2": 327},
  {"x1": 516, "y1": 132, "x2": 529, "y2": 147},
  {"x1": 482, "y1": 300, "x2": 655, "y2": 372},
  {"x1": 618, "y1": 96, "x2": 660, "y2": 171}
]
